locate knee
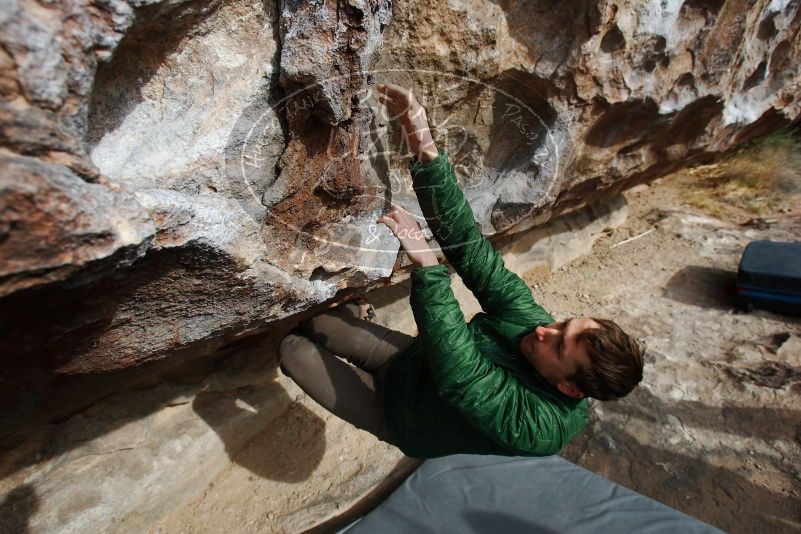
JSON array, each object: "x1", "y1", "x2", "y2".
[{"x1": 277, "y1": 331, "x2": 309, "y2": 372}]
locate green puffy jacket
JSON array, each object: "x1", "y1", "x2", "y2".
[{"x1": 383, "y1": 150, "x2": 588, "y2": 458}]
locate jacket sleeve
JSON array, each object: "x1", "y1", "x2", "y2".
[
  {"x1": 410, "y1": 264, "x2": 574, "y2": 455},
  {"x1": 410, "y1": 150, "x2": 551, "y2": 331}
]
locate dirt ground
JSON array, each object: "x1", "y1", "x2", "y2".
[{"x1": 536, "y1": 158, "x2": 801, "y2": 533}]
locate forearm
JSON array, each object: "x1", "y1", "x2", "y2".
[
  {"x1": 410, "y1": 151, "x2": 485, "y2": 272},
  {"x1": 410, "y1": 151, "x2": 551, "y2": 327},
  {"x1": 376, "y1": 83, "x2": 546, "y2": 326},
  {"x1": 410, "y1": 264, "x2": 476, "y2": 381},
  {"x1": 415, "y1": 125, "x2": 438, "y2": 163},
  {"x1": 375, "y1": 83, "x2": 438, "y2": 163}
]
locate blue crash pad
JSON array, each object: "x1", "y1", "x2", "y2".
[{"x1": 342, "y1": 454, "x2": 723, "y2": 533}]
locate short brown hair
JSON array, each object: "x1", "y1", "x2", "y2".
[{"x1": 571, "y1": 318, "x2": 645, "y2": 401}]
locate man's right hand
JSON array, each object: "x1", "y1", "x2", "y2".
[{"x1": 375, "y1": 83, "x2": 439, "y2": 163}]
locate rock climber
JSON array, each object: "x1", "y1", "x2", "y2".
[{"x1": 277, "y1": 83, "x2": 645, "y2": 458}]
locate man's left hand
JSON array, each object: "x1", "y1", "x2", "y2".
[{"x1": 377, "y1": 206, "x2": 439, "y2": 267}]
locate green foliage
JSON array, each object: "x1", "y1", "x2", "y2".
[
  {"x1": 720, "y1": 127, "x2": 801, "y2": 195},
  {"x1": 678, "y1": 126, "x2": 801, "y2": 220}
]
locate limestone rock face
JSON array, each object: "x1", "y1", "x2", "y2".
[
  {"x1": 378, "y1": 0, "x2": 800, "y2": 224},
  {"x1": 0, "y1": 0, "x2": 798, "y2": 493},
  {"x1": 0, "y1": 0, "x2": 399, "y2": 436}
]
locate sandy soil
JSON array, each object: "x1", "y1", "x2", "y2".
[{"x1": 536, "y1": 168, "x2": 801, "y2": 533}]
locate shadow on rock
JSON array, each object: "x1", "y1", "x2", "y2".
[
  {"x1": 608, "y1": 386, "x2": 801, "y2": 445},
  {"x1": 563, "y1": 385, "x2": 801, "y2": 532},
  {"x1": 0, "y1": 319, "x2": 295, "y2": 480},
  {"x1": 563, "y1": 423, "x2": 800, "y2": 533},
  {"x1": 663, "y1": 265, "x2": 736, "y2": 310},
  {"x1": 193, "y1": 386, "x2": 326, "y2": 483},
  {"x1": 0, "y1": 484, "x2": 39, "y2": 534}
]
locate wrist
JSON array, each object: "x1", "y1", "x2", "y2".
[
  {"x1": 415, "y1": 254, "x2": 439, "y2": 267},
  {"x1": 418, "y1": 146, "x2": 438, "y2": 163}
]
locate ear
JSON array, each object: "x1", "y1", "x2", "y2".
[{"x1": 557, "y1": 382, "x2": 584, "y2": 399}]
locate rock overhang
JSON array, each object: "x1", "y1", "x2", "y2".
[{"x1": 0, "y1": 0, "x2": 799, "y2": 430}]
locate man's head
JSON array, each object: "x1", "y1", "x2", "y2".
[{"x1": 519, "y1": 317, "x2": 644, "y2": 401}]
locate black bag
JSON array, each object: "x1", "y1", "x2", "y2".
[{"x1": 736, "y1": 240, "x2": 801, "y2": 315}]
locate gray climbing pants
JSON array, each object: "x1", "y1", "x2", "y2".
[{"x1": 278, "y1": 301, "x2": 416, "y2": 444}]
